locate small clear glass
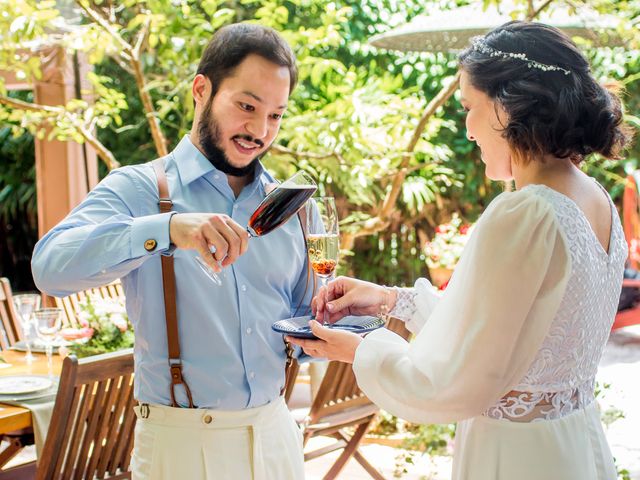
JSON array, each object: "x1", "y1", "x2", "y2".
[
  {"x1": 12, "y1": 293, "x2": 41, "y2": 363},
  {"x1": 34, "y1": 308, "x2": 62, "y2": 379},
  {"x1": 305, "y1": 197, "x2": 339, "y2": 324},
  {"x1": 195, "y1": 170, "x2": 317, "y2": 285}
]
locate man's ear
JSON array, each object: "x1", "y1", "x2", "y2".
[{"x1": 192, "y1": 74, "x2": 209, "y2": 106}]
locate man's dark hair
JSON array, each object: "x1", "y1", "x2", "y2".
[
  {"x1": 197, "y1": 23, "x2": 298, "y2": 98},
  {"x1": 459, "y1": 21, "x2": 633, "y2": 164}
]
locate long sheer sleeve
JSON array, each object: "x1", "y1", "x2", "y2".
[{"x1": 353, "y1": 190, "x2": 571, "y2": 424}]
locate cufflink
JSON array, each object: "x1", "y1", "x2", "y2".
[{"x1": 144, "y1": 239, "x2": 157, "y2": 252}]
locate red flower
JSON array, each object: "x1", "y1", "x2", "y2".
[{"x1": 459, "y1": 225, "x2": 470, "y2": 235}]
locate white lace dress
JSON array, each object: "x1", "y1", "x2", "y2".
[{"x1": 353, "y1": 184, "x2": 627, "y2": 480}]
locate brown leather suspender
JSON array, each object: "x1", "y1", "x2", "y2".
[{"x1": 152, "y1": 158, "x2": 195, "y2": 408}]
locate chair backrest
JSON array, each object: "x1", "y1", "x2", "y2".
[
  {"x1": 37, "y1": 349, "x2": 136, "y2": 480},
  {"x1": 307, "y1": 317, "x2": 412, "y2": 426},
  {"x1": 55, "y1": 280, "x2": 125, "y2": 328},
  {"x1": 0, "y1": 277, "x2": 23, "y2": 349}
]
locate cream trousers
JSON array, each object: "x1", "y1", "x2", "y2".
[{"x1": 131, "y1": 397, "x2": 304, "y2": 480}]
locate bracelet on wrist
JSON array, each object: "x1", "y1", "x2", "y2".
[{"x1": 379, "y1": 286, "x2": 393, "y2": 322}]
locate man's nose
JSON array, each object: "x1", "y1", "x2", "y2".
[{"x1": 246, "y1": 116, "x2": 268, "y2": 140}]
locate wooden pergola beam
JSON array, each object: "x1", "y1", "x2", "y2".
[{"x1": 1, "y1": 46, "x2": 98, "y2": 238}]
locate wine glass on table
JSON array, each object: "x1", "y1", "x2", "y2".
[
  {"x1": 12, "y1": 293, "x2": 41, "y2": 363},
  {"x1": 305, "y1": 197, "x2": 339, "y2": 324},
  {"x1": 195, "y1": 170, "x2": 317, "y2": 285},
  {"x1": 34, "y1": 308, "x2": 62, "y2": 380}
]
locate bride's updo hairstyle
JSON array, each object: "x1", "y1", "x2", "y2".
[{"x1": 459, "y1": 21, "x2": 633, "y2": 164}]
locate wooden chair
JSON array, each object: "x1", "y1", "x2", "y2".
[
  {"x1": 54, "y1": 280, "x2": 125, "y2": 328},
  {"x1": 0, "y1": 277, "x2": 24, "y2": 349},
  {"x1": 291, "y1": 317, "x2": 411, "y2": 480},
  {"x1": 0, "y1": 277, "x2": 38, "y2": 473},
  {"x1": 613, "y1": 171, "x2": 640, "y2": 330},
  {"x1": 36, "y1": 349, "x2": 136, "y2": 480}
]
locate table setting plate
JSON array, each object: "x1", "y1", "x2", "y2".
[
  {"x1": 0, "y1": 375, "x2": 53, "y2": 395},
  {"x1": 272, "y1": 315, "x2": 385, "y2": 339}
]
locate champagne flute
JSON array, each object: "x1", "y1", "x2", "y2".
[
  {"x1": 12, "y1": 293, "x2": 41, "y2": 363},
  {"x1": 34, "y1": 308, "x2": 62, "y2": 380},
  {"x1": 195, "y1": 170, "x2": 317, "y2": 285},
  {"x1": 305, "y1": 197, "x2": 339, "y2": 324}
]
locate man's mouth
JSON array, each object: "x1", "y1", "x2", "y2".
[{"x1": 232, "y1": 136, "x2": 263, "y2": 155}]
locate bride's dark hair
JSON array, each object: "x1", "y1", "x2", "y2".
[{"x1": 459, "y1": 21, "x2": 633, "y2": 164}]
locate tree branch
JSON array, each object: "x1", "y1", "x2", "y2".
[
  {"x1": 75, "y1": 0, "x2": 132, "y2": 59},
  {"x1": 341, "y1": 2, "x2": 557, "y2": 251},
  {"x1": 527, "y1": 0, "x2": 554, "y2": 20},
  {"x1": 341, "y1": 71, "x2": 462, "y2": 251},
  {"x1": 76, "y1": 0, "x2": 168, "y2": 157},
  {"x1": 0, "y1": 95, "x2": 120, "y2": 170},
  {"x1": 270, "y1": 143, "x2": 347, "y2": 165}
]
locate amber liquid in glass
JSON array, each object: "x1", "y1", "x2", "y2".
[{"x1": 306, "y1": 233, "x2": 339, "y2": 277}]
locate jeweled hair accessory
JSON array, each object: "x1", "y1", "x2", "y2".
[{"x1": 472, "y1": 39, "x2": 571, "y2": 76}]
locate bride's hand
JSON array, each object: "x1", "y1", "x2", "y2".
[
  {"x1": 312, "y1": 276, "x2": 397, "y2": 324},
  {"x1": 286, "y1": 320, "x2": 362, "y2": 363}
]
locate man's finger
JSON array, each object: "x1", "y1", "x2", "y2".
[
  {"x1": 226, "y1": 218, "x2": 250, "y2": 256},
  {"x1": 201, "y1": 224, "x2": 228, "y2": 262},
  {"x1": 196, "y1": 238, "x2": 221, "y2": 272},
  {"x1": 209, "y1": 217, "x2": 241, "y2": 266}
]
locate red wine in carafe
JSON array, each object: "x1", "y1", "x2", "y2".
[{"x1": 248, "y1": 185, "x2": 316, "y2": 236}]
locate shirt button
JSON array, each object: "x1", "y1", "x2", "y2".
[
  {"x1": 249, "y1": 372, "x2": 256, "y2": 379},
  {"x1": 214, "y1": 174, "x2": 220, "y2": 180},
  {"x1": 203, "y1": 414, "x2": 213, "y2": 424},
  {"x1": 144, "y1": 239, "x2": 157, "y2": 252},
  {"x1": 246, "y1": 327, "x2": 252, "y2": 335},
  {"x1": 241, "y1": 285, "x2": 247, "y2": 292}
]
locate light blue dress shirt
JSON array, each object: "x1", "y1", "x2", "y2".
[{"x1": 32, "y1": 135, "x2": 313, "y2": 409}]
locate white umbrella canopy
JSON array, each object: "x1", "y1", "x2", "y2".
[{"x1": 369, "y1": 1, "x2": 620, "y2": 53}]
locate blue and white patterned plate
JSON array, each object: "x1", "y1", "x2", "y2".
[{"x1": 272, "y1": 315, "x2": 385, "y2": 339}]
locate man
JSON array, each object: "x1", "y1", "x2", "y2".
[{"x1": 32, "y1": 23, "x2": 309, "y2": 479}]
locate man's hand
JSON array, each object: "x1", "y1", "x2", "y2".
[{"x1": 169, "y1": 213, "x2": 249, "y2": 272}]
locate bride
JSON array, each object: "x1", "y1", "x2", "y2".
[{"x1": 287, "y1": 20, "x2": 633, "y2": 480}]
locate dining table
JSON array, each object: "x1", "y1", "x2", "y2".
[{"x1": 0, "y1": 350, "x2": 63, "y2": 468}]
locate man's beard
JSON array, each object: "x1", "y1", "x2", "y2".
[{"x1": 198, "y1": 96, "x2": 263, "y2": 177}]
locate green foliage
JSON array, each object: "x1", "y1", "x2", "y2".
[{"x1": 369, "y1": 410, "x2": 456, "y2": 459}]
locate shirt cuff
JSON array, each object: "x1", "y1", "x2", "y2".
[{"x1": 130, "y1": 212, "x2": 176, "y2": 258}]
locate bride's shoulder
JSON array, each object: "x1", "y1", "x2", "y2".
[{"x1": 481, "y1": 187, "x2": 556, "y2": 222}]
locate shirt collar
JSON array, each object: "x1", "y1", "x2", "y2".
[
  {"x1": 173, "y1": 134, "x2": 271, "y2": 196},
  {"x1": 173, "y1": 135, "x2": 215, "y2": 186}
]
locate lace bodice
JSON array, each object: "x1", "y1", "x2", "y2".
[{"x1": 391, "y1": 184, "x2": 627, "y2": 421}]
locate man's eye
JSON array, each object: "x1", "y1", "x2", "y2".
[
  {"x1": 271, "y1": 113, "x2": 282, "y2": 120},
  {"x1": 240, "y1": 103, "x2": 255, "y2": 112}
]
